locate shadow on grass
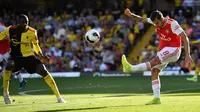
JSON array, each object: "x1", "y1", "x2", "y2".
[
  {"x1": 102, "y1": 94, "x2": 142, "y2": 98},
  {"x1": 0, "y1": 101, "x2": 54, "y2": 107},
  {"x1": 34, "y1": 104, "x2": 145, "y2": 112}
]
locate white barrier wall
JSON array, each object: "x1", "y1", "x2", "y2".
[{"x1": 13, "y1": 70, "x2": 195, "y2": 78}]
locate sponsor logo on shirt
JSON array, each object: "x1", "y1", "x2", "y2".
[{"x1": 160, "y1": 33, "x2": 171, "y2": 41}]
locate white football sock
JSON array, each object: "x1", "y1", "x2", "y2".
[
  {"x1": 15, "y1": 72, "x2": 23, "y2": 83},
  {"x1": 132, "y1": 62, "x2": 151, "y2": 71},
  {"x1": 152, "y1": 79, "x2": 161, "y2": 98}
]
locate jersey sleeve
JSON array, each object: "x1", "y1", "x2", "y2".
[
  {"x1": 32, "y1": 30, "x2": 42, "y2": 54},
  {"x1": 0, "y1": 26, "x2": 10, "y2": 40},
  {"x1": 32, "y1": 30, "x2": 38, "y2": 44},
  {"x1": 171, "y1": 21, "x2": 184, "y2": 35}
]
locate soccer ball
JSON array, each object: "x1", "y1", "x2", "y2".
[{"x1": 85, "y1": 29, "x2": 100, "y2": 44}]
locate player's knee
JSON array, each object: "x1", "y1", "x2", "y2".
[
  {"x1": 36, "y1": 64, "x2": 49, "y2": 77},
  {"x1": 155, "y1": 57, "x2": 161, "y2": 64},
  {"x1": 5, "y1": 60, "x2": 14, "y2": 70},
  {"x1": 152, "y1": 68, "x2": 160, "y2": 74},
  {"x1": 150, "y1": 56, "x2": 161, "y2": 67},
  {"x1": 151, "y1": 68, "x2": 160, "y2": 79}
]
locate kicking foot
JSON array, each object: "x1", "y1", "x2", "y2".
[
  {"x1": 145, "y1": 98, "x2": 161, "y2": 105},
  {"x1": 186, "y1": 76, "x2": 198, "y2": 82},
  {"x1": 3, "y1": 92, "x2": 12, "y2": 104},
  {"x1": 19, "y1": 80, "x2": 27, "y2": 90},
  {"x1": 57, "y1": 97, "x2": 66, "y2": 103},
  {"x1": 121, "y1": 54, "x2": 132, "y2": 73}
]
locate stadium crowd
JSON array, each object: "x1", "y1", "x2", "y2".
[
  {"x1": 0, "y1": 0, "x2": 148, "y2": 72},
  {"x1": 0, "y1": 0, "x2": 199, "y2": 72}
]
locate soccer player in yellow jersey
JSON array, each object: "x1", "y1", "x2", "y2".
[
  {"x1": 187, "y1": 49, "x2": 200, "y2": 82},
  {"x1": 0, "y1": 14, "x2": 65, "y2": 104}
]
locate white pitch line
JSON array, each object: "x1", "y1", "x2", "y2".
[
  {"x1": 19, "y1": 85, "x2": 200, "y2": 96},
  {"x1": 18, "y1": 85, "x2": 124, "y2": 96},
  {"x1": 161, "y1": 87, "x2": 200, "y2": 93}
]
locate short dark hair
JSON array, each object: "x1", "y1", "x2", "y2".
[
  {"x1": 150, "y1": 10, "x2": 163, "y2": 21},
  {"x1": 19, "y1": 14, "x2": 29, "y2": 23}
]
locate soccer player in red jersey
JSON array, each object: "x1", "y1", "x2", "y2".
[
  {"x1": 122, "y1": 8, "x2": 193, "y2": 105},
  {"x1": 0, "y1": 23, "x2": 26, "y2": 89}
]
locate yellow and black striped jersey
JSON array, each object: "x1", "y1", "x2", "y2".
[{"x1": 0, "y1": 25, "x2": 42, "y2": 57}]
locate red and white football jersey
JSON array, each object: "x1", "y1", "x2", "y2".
[
  {"x1": 148, "y1": 17, "x2": 184, "y2": 50},
  {"x1": 0, "y1": 23, "x2": 10, "y2": 54}
]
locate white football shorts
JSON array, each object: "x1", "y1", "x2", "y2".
[
  {"x1": 0, "y1": 52, "x2": 10, "y2": 62},
  {"x1": 153, "y1": 47, "x2": 181, "y2": 71}
]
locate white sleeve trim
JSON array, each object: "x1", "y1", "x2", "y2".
[
  {"x1": 171, "y1": 21, "x2": 184, "y2": 35},
  {"x1": 147, "y1": 18, "x2": 155, "y2": 25}
]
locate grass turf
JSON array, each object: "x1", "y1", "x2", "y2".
[{"x1": 0, "y1": 76, "x2": 200, "y2": 112}]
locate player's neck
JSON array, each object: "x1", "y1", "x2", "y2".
[
  {"x1": 161, "y1": 18, "x2": 167, "y2": 28},
  {"x1": 18, "y1": 26, "x2": 29, "y2": 32},
  {"x1": 24, "y1": 26, "x2": 29, "y2": 32}
]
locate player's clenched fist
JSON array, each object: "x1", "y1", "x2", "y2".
[{"x1": 124, "y1": 8, "x2": 132, "y2": 17}]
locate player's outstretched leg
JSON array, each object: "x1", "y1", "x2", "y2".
[
  {"x1": 121, "y1": 54, "x2": 152, "y2": 73},
  {"x1": 44, "y1": 74, "x2": 66, "y2": 103},
  {"x1": 36, "y1": 61, "x2": 65, "y2": 103},
  {"x1": 3, "y1": 70, "x2": 12, "y2": 104},
  {"x1": 14, "y1": 71, "x2": 27, "y2": 89},
  {"x1": 19, "y1": 79, "x2": 27, "y2": 90},
  {"x1": 121, "y1": 54, "x2": 132, "y2": 73}
]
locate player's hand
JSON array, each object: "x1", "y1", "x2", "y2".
[
  {"x1": 124, "y1": 8, "x2": 132, "y2": 17},
  {"x1": 40, "y1": 56, "x2": 50, "y2": 64},
  {"x1": 185, "y1": 55, "x2": 193, "y2": 64}
]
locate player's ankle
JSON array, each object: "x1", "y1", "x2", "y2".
[
  {"x1": 154, "y1": 97, "x2": 160, "y2": 99},
  {"x1": 57, "y1": 96, "x2": 62, "y2": 99},
  {"x1": 3, "y1": 92, "x2": 9, "y2": 96}
]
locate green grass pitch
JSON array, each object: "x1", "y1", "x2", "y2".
[{"x1": 0, "y1": 76, "x2": 200, "y2": 112}]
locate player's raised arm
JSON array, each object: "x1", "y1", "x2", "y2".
[
  {"x1": 124, "y1": 8, "x2": 153, "y2": 25},
  {"x1": 171, "y1": 20, "x2": 193, "y2": 64},
  {"x1": 0, "y1": 26, "x2": 10, "y2": 40}
]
